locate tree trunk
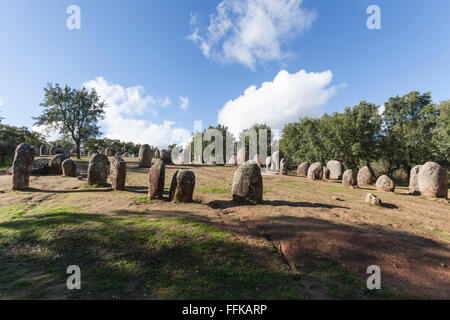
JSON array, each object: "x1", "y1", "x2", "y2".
[
  {"x1": 367, "y1": 162, "x2": 377, "y2": 179},
  {"x1": 76, "y1": 142, "x2": 81, "y2": 160}
]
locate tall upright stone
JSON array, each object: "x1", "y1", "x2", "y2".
[
  {"x1": 357, "y1": 166, "x2": 375, "y2": 185},
  {"x1": 265, "y1": 157, "x2": 272, "y2": 170},
  {"x1": 169, "y1": 169, "x2": 195, "y2": 202},
  {"x1": 307, "y1": 162, "x2": 323, "y2": 180},
  {"x1": 409, "y1": 165, "x2": 422, "y2": 195},
  {"x1": 297, "y1": 162, "x2": 309, "y2": 177},
  {"x1": 280, "y1": 158, "x2": 288, "y2": 175},
  {"x1": 270, "y1": 151, "x2": 280, "y2": 172},
  {"x1": 342, "y1": 169, "x2": 357, "y2": 187},
  {"x1": 376, "y1": 175, "x2": 395, "y2": 192},
  {"x1": 148, "y1": 160, "x2": 165, "y2": 200},
  {"x1": 254, "y1": 154, "x2": 262, "y2": 168},
  {"x1": 138, "y1": 144, "x2": 153, "y2": 168},
  {"x1": 232, "y1": 161, "x2": 263, "y2": 203},
  {"x1": 327, "y1": 160, "x2": 343, "y2": 180},
  {"x1": 105, "y1": 147, "x2": 112, "y2": 157},
  {"x1": 87, "y1": 154, "x2": 110, "y2": 186},
  {"x1": 62, "y1": 159, "x2": 77, "y2": 177},
  {"x1": 161, "y1": 150, "x2": 172, "y2": 165},
  {"x1": 236, "y1": 148, "x2": 249, "y2": 165},
  {"x1": 11, "y1": 143, "x2": 35, "y2": 190},
  {"x1": 110, "y1": 157, "x2": 126, "y2": 190},
  {"x1": 49, "y1": 154, "x2": 68, "y2": 175},
  {"x1": 418, "y1": 162, "x2": 448, "y2": 199},
  {"x1": 49, "y1": 146, "x2": 56, "y2": 155},
  {"x1": 39, "y1": 145, "x2": 47, "y2": 156}
]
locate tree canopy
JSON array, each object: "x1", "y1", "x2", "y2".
[{"x1": 34, "y1": 83, "x2": 106, "y2": 159}]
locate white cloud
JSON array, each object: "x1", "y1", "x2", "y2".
[
  {"x1": 179, "y1": 96, "x2": 189, "y2": 111},
  {"x1": 161, "y1": 97, "x2": 172, "y2": 108},
  {"x1": 0, "y1": 98, "x2": 3, "y2": 107},
  {"x1": 32, "y1": 124, "x2": 63, "y2": 142},
  {"x1": 83, "y1": 77, "x2": 192, "y2": 148},
  {"x1": 188, "y1": 0, "x2": 317, "y2": 69},
  {"x1": 218, "y1": 69, "x2": 344, "y2": 136}
]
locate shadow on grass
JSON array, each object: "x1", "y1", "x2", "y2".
[{"x1": 208, "y1": 199, "x2": 350, "y2": 210}]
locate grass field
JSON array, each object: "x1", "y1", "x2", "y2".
[{"x1": 0, "y1": 157, "x2": 448, "y2": 299}]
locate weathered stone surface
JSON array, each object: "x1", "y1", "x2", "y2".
[
  {"x1": 280, "y1": 158, "x2": 288, "y2": 175},
  {"x1": 39, "y1": 145, "x2": 47, "y2": 156},
  {"x1": 232, "y1": 161, "x2": 263, "y2": 203},
  {"x1": 327, "y1": 160, "x2": 343, "y2": 180},
  {"x1": 342, "y1": 169, "x2": 357, "y2": 187},
  {"x1": 254, "y1": 154, "x2": 262, "y2": 168},
  {"x1": 110, "y1": 157, "x2": 126, "y2": 190},
  {"x1": 105, "y1": 147, "x2": 112, "y2": 157},
  {"x1": 11, "y1": 143, "x2": 35, "y2": 190},
  {"x1": 365, "y1": 193, "x2": 382, "y2": 206},
  {"x1": 62, "y1": 159, "x2": 77, "y2": 177},
  {"x1": 138, "y1": 144, "x2": 153, "y2": 168},
  {"x1": 418, "y1": 162, "x2": 448, "y2": 199},
  {"x1": 161, "y1": 150, "x2": 172, "y2": 165},
  {"x1": 297, "y1": 162, "x2": 309, "y2": 177},
  {"x1": 322, "y1": 167, "x2": 330, "y2": 180},
  {"x1": 32, "y1": 146, "x2": 39, "y2": 156},
  {"x1": 179, "y1": 149, "x2": 191, "y2": 164},
  {"x1": 409, "y1": 165, "x2": 422, "y2": 195},
  {"x1": 307, "y1": 162, "x2": 323, "y2": 180},
  {"x1": 49, "y1": 146, "x2": 56, "y2": 155},
  {"x1": 376, "y1": 175, "x2": 395, "y2": 192},
  {"x1": 357, "y1": 166, "x2": 375, "y2": 185},
  {"x1": 270, "y1": 151, "x2": 280, "y2": 172},
  {"x1": 49, "y1": 154, "x2": 68, "y2": 175},
  {"x1": 265, "y1": 157, "x2": 272, "y2": 169},
  {"x1": 148, "y1": 160, "x2": 165, "y2": 200},
  {"x1": 169, "y1": 169, "x2": 195, "y2": 202},
  {"x1": 227, "y1": 155, "x2": 237, "y2": 166},
  {"x1": 236, "y1": 148, "x2": 249, "y2": 165},
  {"x1": 32, "y1": 158, "x2": 50, "y2": 175},
  {"x1": 87, "y1": 154, "x2": 110, "y2": 186}
]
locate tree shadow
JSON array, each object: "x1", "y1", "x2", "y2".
[
  {"x1": 23, "y1": 186, "x2": 113, "y2": 194},
  {"x1": 208, "y1": 199, "x2": 350, "y2": 210}
]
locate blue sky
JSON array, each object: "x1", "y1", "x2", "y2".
[{"x1": 0, "y1": 0, "x2": 449, "y2": 147}]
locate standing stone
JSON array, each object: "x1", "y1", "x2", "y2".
[
  {"x1": 148, "y1": 160, "x2": 165, "y2": 200},
  {"x1": 155, "y1": 150, "x2": 160, "y2": 159},
  {"x1": 105, "y1": 148, "x2": 112, "y2": 157},
  {"x1": 265, "y1": 157, "x2": 272, "y2": 170},
  {"x1": 49, "y1": 154, "x2": 68, "y2": 175},
  {"x1": 365, "y1": 193, "x2": 382, "y2": 206},
  {"x1": 297, "y1": 162, "x2": 309, "y2": 177},
  {"x1": 62, "y1": 159, "x2": 77, "y2": 177},
  {"x1": 236, "y1": 148, "x2": 249, "y2": 165},
  {"x1": 342, "y1": 169, "x2": 357, "y2": 187},
  {"x1": 169, "y1": 169, "x2": 195, "y2": 202},
  {"x1": 32, "y1": 146, "x2": 39, "y2": 156},
  {"x1": 32, "y1": 158, "x2": 50, "y2": 175},
  {"x1": 179, "y1": 149, "x2": 191, "y2": 164},
  {"x1": 161, "y1": 150, "x2": 172, "y2": 165},
  {"x1": 138, "y1": 144, "x2": 153, "y2": 168},
  {"x1": 280, "y1": 158, "x2": 288, "y2": 175},
  {"x1": 110, "y1": 157, "x2": 126, "y2": 190},
  {"x1": 11, "y1": 143, "x2": 35, "y2": 190},
  {"x1": 376, "y1": 175, "x2": 395, "y2": 192},
  {"x1": 254, "y1": 154, "x2": 262, "y2": 168},
  {"x1": 232, "y1": 161, "x2": 263, "y2": 203},
  {"x1": 227, "y1": 155, "x2": 237, "y2": 166},
  {"x1": 87, "y1": 154, "x2": 110, "y2": 186},
  {"x1": 357, "y1": 166, "x2": 375, "y2": 185},
  {"x1": 322, "y1": 167, "x2": 330, "y2": 180},
  {"x1": 327, "y1": 160, "x2": 343, "y2": 180},
  {"x1": 418, "y1": 162, "x2": 448, "y2": 199},
  {"x1": 40, "y1": 145, "x2": 47, "y2": 156},
  {"x1": 270, "y1": 151, "x2": 280, "y2": 172},
  {"x1": 307, "y1": 162, "x2": 323, "y2": 180},
  {"x1": 409, "y1": 165, "x2": 422, "y2": 195},
  {"x1": 49, "y1": 146, "x2": 56, "y2": 155}
]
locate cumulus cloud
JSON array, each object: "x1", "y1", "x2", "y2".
[
  {"x1": 179, "y1": 96, "x2": 189, "y2": 111},
  {"x1": 188, "y1": 0, "x2": 317, "y2": 69},
  {"x1": 83, "y1": 77, "x2": 192, "y2": 148},
  {"x1": 218, "y1": 69, "x2": 344, "y2": 136}
]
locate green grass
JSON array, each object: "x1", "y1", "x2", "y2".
[
  {"x1": 0, "y1": 160, "x2": 12, "y2": 172},
  {"x1": 0, "y1": 206, "x2": 311, "y2": 299},
  {"x1": 433, "y1": 229, "x2": 450, "y2": 241},
  {"x1": 137, "y1": 195, "x2": 152, "y2": 204},
  {"x1": 197, "y1": 186, "x2": 231, "y2": 194}
]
